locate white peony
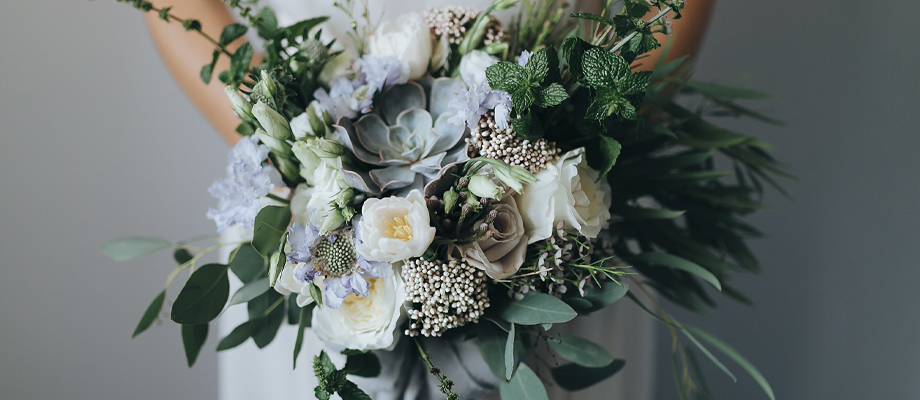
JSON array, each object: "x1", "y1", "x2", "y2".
[
  {"x1": 367, "y1": 12, "x2": 432, "y2": 81},
  {"x1": 515, "y1": 148, "x2": 612, "y2": 242},
  {"x1": 356, "y1": 189, "x2": 436, "y2": 262},
  {"x1": 290, "y1": 164, "x2": 348, "y2": 225},
  {"x1": 312, "y1": 273, "x2": 406, "y2": 351},
  {"x1": 458, "y1": 50, "x2": 499, "y2": 87}
]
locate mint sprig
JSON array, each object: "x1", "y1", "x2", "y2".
[
  {"x1": 581, "y1": 47, "x2": 651, "y2": 121},
  {"x1": 485, "y1": 47, "x2": 569, "y2": 138}
]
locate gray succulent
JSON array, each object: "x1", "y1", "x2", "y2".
[{"x1": 335, "y1": 77, "x2": 469, "y2": 194}]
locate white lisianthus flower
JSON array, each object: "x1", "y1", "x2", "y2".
[
  {"x1": 290, "y1": 164, "x2": 348, "y2": 225},
  {"x1": 458, "y1": 50, "x2": 499, "y2": 87},
  {"x1": 430, "y1": 33, "x2": 450, "y2": 72},
  {"x1": 273, "y1": 262, "x2": 316, "y2": 307},
  {"x1": 515, "y1": 148, "x2": 612, "y2": 242},
  {"x1": 312, "y1": 272, "x2": 406, "y2": 351},
  {"x1": 356, "y1": 189, "x2": 436, "y2": 262},
  {"x1": 367, "y1": 12, "x2": 432, "y2": 80}
]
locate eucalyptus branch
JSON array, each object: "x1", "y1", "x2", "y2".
[
  {"x1": 609, "y1": 6, "x2": 672, "y2": 53},
  {"x1": 413, "y1": 338, "x2": 460, "y2": 400}
]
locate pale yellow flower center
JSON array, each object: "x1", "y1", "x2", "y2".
[{"x1": 384, "y1": 216, "x2": 413, "y2": 241}]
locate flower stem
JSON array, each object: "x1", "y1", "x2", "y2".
[
  {"x1": 412, "y1": 338, "x2": 460, "y2": 400},
  {"x1": 266, "y1": 193, "x2": 291, "y2": 204},
  {"x1": 609, "y1": 7, "x2": 673, "y2": 53}
]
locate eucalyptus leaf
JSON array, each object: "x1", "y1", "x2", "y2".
[
  {"x1": 582, "y1": 283, "x2": 629, "y2": 311},
  {"x1": 500, "y1": 364, "x2": 548, "y2": 400},
  {"x1": 504, "y1": 323, "x2": 517, "y2": 380},
  {"x1": 293, "y1": 304, "x2": 312, "y2": 369},
  {"x1": 132, "y1": 290, "x2": 166, "y2": 338},
  {"x1": 170, "y1": 264, "x2": 230, "y2": 325},
  {"x1": 229, "y1": 277, "x2": 270, "y2": 306},
  {"x1": 100, "y1": 236, "x2": 172, "y2": 261},
  {"x1": 547, "y1": 336, "x2": 614, "y2": 368},
  {"x1": 229, "y1": 243, "x2": 266, "y2": 283},
  {"x1": 478, "y1": 321, "x2": 509, "y2": 381},
  {"x1": 551, "y1": 360, "x2": 626, "y2": 391},
  {"x1": 632, "y1": 252, "x2": 722, "y2": 291},
  {"x1": 216, "y1": 320, "x2": 256, "y2": 351},
  {"x1": 173, "y1": 248, "x2": 194, "y2": 265},
  {"x1": 252, "y1": 206, "x2": 291, "y2": 257},
  {"x1": 499, "y1": 292, "x2": 577, "y2": 325},
  {"x1": 181, "y1": 323, "x2": 208, "y2": 367},
  {"x1": 251, "y1": 295, "x2": 285, "y2": 349}
]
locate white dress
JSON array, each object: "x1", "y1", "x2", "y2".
[{"x1": 217, "y1": 1, "x2": 657, "y2": 399}]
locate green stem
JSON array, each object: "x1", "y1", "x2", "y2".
[
  {"x1": 266, "y1": 193, "x2": 291, "y2": 204},
  {"x1": 412, "y1": 338, "x2": 460, "y2": 400}
]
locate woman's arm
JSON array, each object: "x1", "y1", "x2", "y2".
[
  {"x1": 144, "y1": 0, "x2": 245, "y2": 145},
  {"x1": 638, "y1": 0, "x2": 716, "y2": 71}
]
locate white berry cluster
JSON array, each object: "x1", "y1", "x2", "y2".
[
  {"x1": 402, "y1": 257, "x2": 490, "y2": 337},
  {"x1": 424, "y1": 6, "x2": 478, "y2": 45},
  {"x1": 468, "y1": 111, "x2": 561, "y2": 174}
]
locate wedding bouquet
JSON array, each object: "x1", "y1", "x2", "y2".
[{"x1": 103, "y1": 0, "x2": 788, "y2": 398}]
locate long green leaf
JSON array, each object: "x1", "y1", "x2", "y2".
[
  {"x1": 582, "y1": 283, "x2": 629, "y2": 311},
  {"x1": 132, "y1": 290, "x2": 166, "y2": 338},
  {"x1": 686, "y1": 326, "x2": 776, "y2": 400},
  {"x1": 547, "y1": 336, "x2": 613, "y2": 367},
  {"x1": 293, "y1": 304, "x2": 311, "y2": 369},
  {"x1": 612, "y1": 206, "x2": 685, "y2": 220},
  {"x1": 216, "y1": 320, "x2": 256, "y2": 351},
  {"x1": 170, "y1": 264, "x2": 230, "y2": 324},
  {"x1": 499, "y1": 292, "x2": 577, "y2": 325},
  {"x1": 500, "y1": 364, "x2": 548, "y2": 400},
  {"x1": 632, "y1": 252, "x2": 722, "y2": 291},
  {"x1": 101, "y1": 236, "x2": 172, "y2": 261},
  {"x1": 551, "y1": 360, "x2": 626, "y2": 391},
  {"x1": 504, "y1": 323, "x2": 517, "y2": 380},
  {"x1": 478, "y1": 321, "x2": 509, "y2": 381}
]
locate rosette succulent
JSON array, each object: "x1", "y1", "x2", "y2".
[{"x1": 335, "y1": 78, "x2": 470, "y2": 194}]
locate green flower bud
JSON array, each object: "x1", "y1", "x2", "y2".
[
  {"x1": 443, "y1": 187, "x2": 459, "y2": 214},
  {"x1": 256, "y1": 129, "x2": 294, "y2": 157},
  {"x1": 299, "y1": 39, "x2": 329, "y2": 64},
  {"x1": 463, "y1": 190, "x2": 483, "y2": 212},
  {"x1": 224, "y1": 86, "x2": 254, "y2": 122},
  {"x1": 493, "y1": 167, "x2": 523, "y2": 194},
  {"x1": 334, "y1": 188, "x2": 356, "y2": 209},
  {"x1": 250, "y1": 70, "x2": 284, "y2": 109},
  {"x1": 305, "y1": 106, "x2": 326, "y2": 137},
  {"x1": 468, "y1": 175, "x2": 504, "y2": 200},
  {"x1": 292, "y1": 141, "x2": 323, "y2": 183},
  {"x1": 319, "y1": 209, "x2": 345, "y2": 234},
  {"x1": 252, "y1": 102, "x2": 293, "y2": 140}
]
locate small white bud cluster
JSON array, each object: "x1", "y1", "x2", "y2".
[
  {"x1": 424, "y1": 6, "x2": 478, "y2": 45},
  {"x1": 468, "y1": 111, "x2": 561, "y2": 174},
  {"x1": 402, "y1": 258, "x2": 490, "y2": 337}
]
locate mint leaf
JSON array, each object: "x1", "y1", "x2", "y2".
[
  {"x1": 254, "y1": 7, "x2": 279, "y2": 39},
  {"x1": 613, "y1": 15, "x2": 643, "y2": 36},
  {"x1": 511, "y1": 86, "x2": 535, "y2": 113},
  {"x1": 583, "y1": 48, "x2": 630, "y2": 88},
  {"x1": 617, "y1": 71, "x2": 652, "y2": 96},
  {"x1": 219, "y1": 23, "x2": 248, "y2": 46},
  {"x1": 618, "y1": 98, "x2": 637, "y2": 120},
  {"x1": 537, "y1": 83, "x2": 568, "y2": 108},
  {"x1": 486, "y1": 62, "x2": 527, "y2": 92},
  {"x1": 587, "y1": 136, "x2": 621, "y2": 178},
  {"x1": 337, "y1": 381, "x2": 372, "y2": 400},
  {"x1": 562, "y1": 37, "x2": 592, "y2": 80},
  {"x1": 525, "y1": 48, "x2": 550, "y2": 83},
  {"x1": 586, "y1": 87, "x2": 619, "y2": 121},
  {"x1": 229, "y1": 42, "x2": 254, "y2": 84}
]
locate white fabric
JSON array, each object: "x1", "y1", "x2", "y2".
[{"x1": 217, "y1": 1, "x2": 657, "y2": 399}]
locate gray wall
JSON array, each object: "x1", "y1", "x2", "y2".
[{"x1": 0, "y1": 0, "x2": 917, "y2": 399}]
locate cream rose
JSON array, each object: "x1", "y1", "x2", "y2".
[
  {"x1": 458, "y1": 50, "x2": 499, "y2": 87},
  {"x1": 367, "y1": 12, "x2": 432, "y2": 80},
  {"x1": 312, "y1": 273, "x2": 406, "y2": 351},
  {"x1": 356, "y1": 189, "x2": 436, "y2": 262},
  {"x1": 290, "y1": 164, "x2": 348, "y2": 226},
  {"x1": 273, "y1": 262, "x2": 315, "y2": 307},
  {"x1": 516, "y1": 148, "x2": 612, "y2": 242},
  {"x1": 458, "y1": 192, "x2": 528, "y2": 279}
]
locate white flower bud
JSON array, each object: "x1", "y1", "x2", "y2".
[
  {"x1": 366, "y1": 12, "x2": 432, "y2": 80},
  {"x1": 468, "y1": 175, "x2": 504, "y2": 200},
  {"x1": 224, "y1": 86, "x2": 253, "y2": 121},
  {"x1": 252, "y1": 102, "x2": 293, "y2": 140}
]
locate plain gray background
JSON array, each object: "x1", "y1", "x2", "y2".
[{"x1": 1, "y1": 0, "x2": 918, "y2": 399}]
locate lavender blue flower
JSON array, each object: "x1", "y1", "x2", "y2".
[
  {"x1": 354, "y1": 55, "x2": 409, "y2": 93},
  {"x1": 206, "y1": 136, "x2": 274, "y2": 232},
  {"x1": 448, "y1": 83, "x2": 513, "y2": 130},
  {"x1": 313, "y1": 78, "x2": 373, "y2": 120},
  {"x1": 517, "y1": 50, "x2": 533, "y2": 67},
  {"x1": 286, "y1": 219, "x2": 391, "y2": 308}
]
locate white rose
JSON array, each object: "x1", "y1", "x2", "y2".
[
  {"x1": 312, "y1": 273, "x2": 406, "y2": 351},
  {"x1": 516, "y1": 148, "x2": 612, "y2": 242},
  {"x1": 290, "y1": 164, "x2": 347, "y2": 225},
  {"x1": 458, "y1": 50, "x2": 499, "y2": 87},
  {"x1": 273, "y1": 262, "x2": 315, "y2": 307},
  {"x1": 367, "y1": 12, "x2": 432, "y2": 81},
  {"x1": 356, "y1": 189, "x2": 436, "y2": 262}
]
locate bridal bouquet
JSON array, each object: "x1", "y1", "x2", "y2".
[{"x1": 103, "y1": 0, "x2": 788, "y2": 398}]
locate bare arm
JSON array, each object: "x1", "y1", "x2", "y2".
[{"x1": 144, "y1": 0, "x2": 245, "y2": 145}]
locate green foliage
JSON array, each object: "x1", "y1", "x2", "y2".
[
  {"x1": 547, "y1": 336, "x2": 614, "y2": 367},
  {"x1": 499, "y1": 364, "x2": 548, "y2": 400},
  {"x1": 498, "y1": 292, "x2": 577, "y2": 325},
  {"x1": 582, "y1": 283, "x2": 629, "y2": 311},
  {"x1": 218, "y1": 23, "x2": 248, "y2": 46},
  {"x1": 229, "y1": 243, "x2": 267, "y2": 283},
  {"x1": 181, "y1": 323, "x2": 208, "y2": 367},
  {"x1": 485, "y1": 47, "x2": 569, "y2": 138},
  {"x1": 632, "y1": 252, "x2": 722, "y2": 291},
  {"x1": 170, "y1": 264, "x2": 230, "y2": 325},
  {"x1": 581, "y1": 48, "x2": 648, "y2": 121},
  {"x1": 100, "y1": 236, "x2": 172, "y2": 261},
  {"x1": 200, "y1": 50, "x2": 220, "y2": 84},
  {"x1": 342, "y1": 351, "x2": 381, "y2": 377},
  {"x1": 292, "y1": 303, "x2": 314, "y2": 369},
  {"x1": 313, "y1": 351, "x2": 373, "y2": 400},
  {"x1": 550, "y1": 360, "x2": 626, "y2": 391},
  {"x1": 478, "y1": 321, "x2": 512, "y2": 381},
  {"x1": 504, "y1": 323, "x2": 517, "y2": 380},
  {"x1": 227, "y1": 42, "x2": 254, "y2": 86},
  {"x1": 254, "y1": 7, "x2": 279, "y2": 40},
  {"x1": 251, "y1": 205, "x2": 291, "y2": 257},
  {"x1": 228, "y1": 277, "x2": 270, "y2": 306},
  {"x1": 686, "y1": 326, "x2": 776, "y2": 400},
  {"x1": 132, "y1": 290, "x2": 166, "y2": 338}
]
